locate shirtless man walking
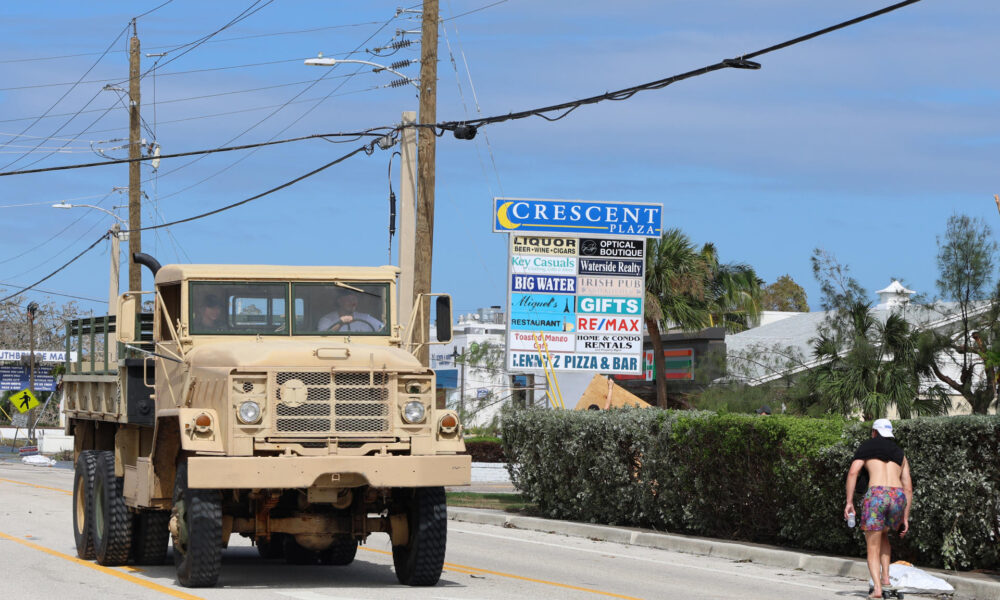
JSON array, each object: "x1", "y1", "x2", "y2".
[{"x1": 844, "y1": 419, "x2": 913, "y2": 598}]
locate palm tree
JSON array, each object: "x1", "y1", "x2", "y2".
[
  {"x1": 808, "y1": 300, "x2": 950, "y2": 418},
  {"x1": 699, "y1": 243, "x2": 763, "y2": 333},
  {"x1": 644, "y1": 229, "x2": 711, "y2": 408}
]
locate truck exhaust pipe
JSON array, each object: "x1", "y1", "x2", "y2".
[{"x1": 132, "y1": 252, "x2": 162, "y2": 276}]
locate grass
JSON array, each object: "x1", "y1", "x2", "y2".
[{"x1": 446, "y1": 492, "x2": 537, "y2": 514}]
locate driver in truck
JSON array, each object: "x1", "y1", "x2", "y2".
[{"x1": 318, "y1": 289, "x2": 383, "y2": 333}]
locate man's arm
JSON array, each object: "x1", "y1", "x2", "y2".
[
  {"x1": 900, "y1": 457, "x2": 913, "y2": 536},
  {"x1": 844, "y1": 458, "x2": 865, "y2": 519}
]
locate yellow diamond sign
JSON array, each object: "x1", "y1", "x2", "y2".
[{"x1": 11, "y1": 389, "x2": 39, "y2": 413}]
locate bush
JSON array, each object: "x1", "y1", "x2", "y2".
[
  {"x1": 463, "y1": 439, "x2": 506, "y2": 463},
  {"x1": 500, "y1": 409, "x2": 1000, "y2": 571}
]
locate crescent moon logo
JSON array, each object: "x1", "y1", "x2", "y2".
[{"x1": 497, "y1": 201, "x2": 520, "y2": 230}]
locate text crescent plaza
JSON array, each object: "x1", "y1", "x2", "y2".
[{"x1": 494, "y1": 198, "x2": 662, "y2": 237}]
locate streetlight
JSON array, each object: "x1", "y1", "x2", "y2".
[
  {"x1": 52, "y1": 202, "x2": 127, "y2": 309},
  {"x1": 51, "y1": 203, "x2": 128, "y2": 228},
  {"x1": 303, "y1": 55, "x2": 419, "y2": 89}
]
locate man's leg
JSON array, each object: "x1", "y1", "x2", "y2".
[
  {"x1": 865, "y1": 530, "x2": 883, "y2": 597},
  {"x1": 879, "y1": 529, "x2": 892, "y2": 587}
]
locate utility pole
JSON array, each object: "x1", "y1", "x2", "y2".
[
  {"x1": 128, "y1": 23, "x2": 143, "y2": 293},
  {"x1": 398, "y1": 111, "x2": 417, "y2": 332},
  {"x1": 413, "y1": 0, "x2": 438, "y2": 366},
  {"x1": 26, "y1": 302, "x2": 38, "y2": 441}
]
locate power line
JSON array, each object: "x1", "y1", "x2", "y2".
[
  {"x1": 0, "y1": 21, "x2": 386, "y2": 66},
  {"x1": 0, "y1": 232, "x2": 111, "y2": 303},
  {"x1": 0, "y1": 130, "x2": 392, "y2": 177},
  {"x1": 146, "y1": 9, "x2": 405, "y2": 196},
  {"x1": 0, "y1": 57, "x2": 315, "y2": 93},
  {"x1": 136, "y1": 140, "x2": 383, "y2": 232},
  {"x1": 435, "y1": 0, "x2": 924, "y2": 134},
  {"x1": 0, "y1": 25, "x2": 129, "y2": 171},
  {"x1": 0, "y1": 282, "x2": 103, "y2": 303},
  {"x1": 441, "y1": 0, "x2": 508, "y2": 22},
  {"x1": 134, "y1": 0, "x2": 175, "y2": 20}
]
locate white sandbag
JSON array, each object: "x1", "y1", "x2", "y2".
[
  {"x1": 21, "y1": 455, "x2": 56, "y2": 467},
  {"x1": 869, "y1": 563, "x2": 955, "y2": 594}
]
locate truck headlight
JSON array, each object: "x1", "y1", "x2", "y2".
[
  {"x1": 402, "y1": 400, "x2": 426, "y2": 424},
  {"x1": 237, "y1": 400, "x2": 262, "y2": 424}
]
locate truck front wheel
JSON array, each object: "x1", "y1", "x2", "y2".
[
  {"x1": 92, "y1": 451, "x2": 133, "y2": 565},
  {"x1": 171, "y1": 459, "x2": 223, "y2": 587},
  {"x1": 392, "y1": 486, "x2": 447, "y2": 586}
]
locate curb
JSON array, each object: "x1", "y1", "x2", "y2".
[{"x1": 448, "y1": 508, "x2": 1000, "y2": 600}]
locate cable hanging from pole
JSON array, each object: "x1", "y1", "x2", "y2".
[{"x1": 433, "y1": 0, "x2": 923, "y2": 138}]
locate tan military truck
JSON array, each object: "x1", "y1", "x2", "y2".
[{"x1": 63, "y1": 253, "x2": 469, "y2": 587}]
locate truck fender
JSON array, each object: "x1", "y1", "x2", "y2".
[{"x1": 158, "y1": 408, "x2": 225, "y2": 454}]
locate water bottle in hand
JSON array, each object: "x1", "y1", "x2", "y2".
[{"x1": 847, "y1": 513, "x2": 856, "y2": 528}]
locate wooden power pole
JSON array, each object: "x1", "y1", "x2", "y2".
[
  {"x1": 413, "y1": 0, "x2": 439, "y2": 366},
  {"x1": 128, "y1": 26, "x2": 143, "y2": 293}
]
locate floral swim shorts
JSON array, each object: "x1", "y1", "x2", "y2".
[{"x1": 860, "y1": 486, "x2": 906, "y2": 531}]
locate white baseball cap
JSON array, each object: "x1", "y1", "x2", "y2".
[{"x1": 872, "y1": 418, "x2": 894, "y2": 438}]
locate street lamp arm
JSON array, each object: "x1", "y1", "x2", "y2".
[
  {"x1": 304, "y1": 57, "x2": 419, "y2": 89},
  {"x1": 52, "y1": 203, "x2": 128, "y2": 227}
]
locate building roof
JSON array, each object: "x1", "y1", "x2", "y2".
[{"x1": 726, "y1": 301, "x2": 987, "y2": 385}]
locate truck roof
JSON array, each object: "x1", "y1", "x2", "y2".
[{"x1": 155, "y1": 264, "x2": 401, "y2": 285}]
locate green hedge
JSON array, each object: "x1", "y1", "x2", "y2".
[{"x1": 500, "y1": 409, "x2": 1000, "y2": 570}]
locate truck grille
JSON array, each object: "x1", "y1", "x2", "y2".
[{"x1": 274, "y1": 371, "x2": 390, "y2": 434}]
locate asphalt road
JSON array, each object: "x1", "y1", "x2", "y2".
[{"x1": 0, "y1": 458, "x2": 892, "y2": 600}]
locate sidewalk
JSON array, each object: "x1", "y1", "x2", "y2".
[{"x1": 448, "y1": 506, "x2": 1000, "y2": 600}]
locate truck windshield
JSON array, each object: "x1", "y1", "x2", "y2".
[
  {"x1": 189, "y1": 282, "x2": 288, "y2": 335},
  {"x1": 292, "y1": 282, "x2": 390, "y2": 336}
]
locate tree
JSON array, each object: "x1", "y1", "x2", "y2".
[
  {"x1": 806, "y1": 300, "x2": 949, "y2": 419},
  {"x1": 644, "y1": 229, "x2": 711, "y2": 409},
  {"x1": 643, "y1": 230, "x2": 763, "y2": 408},
  {"x1": 761, "y1": 275, "x2": 809, "y2": 312},
  {"x1": 920, "y1": 215, "x2": 1000, "y2": 414},
  {"x1": 700, "y1": 243, "x2": 764, "y2": 333}
]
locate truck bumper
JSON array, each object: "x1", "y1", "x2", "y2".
[{"x1": 186, "y1": 454, "x2": 472, "y2": 489}]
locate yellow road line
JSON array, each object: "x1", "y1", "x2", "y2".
[
  {"x1": 0, "y1": 477, "x2": 72, "y2": 495},
  {"x1": 0, "y1": 531, "x2": 204, "y2": 600},
  {"x1": 361, "y1": 547, "x2": 644, "y2": 600}
]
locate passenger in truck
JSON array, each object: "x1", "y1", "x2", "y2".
[{"x1": 193, "y1": 294, "x2": 227, "y2": 331}]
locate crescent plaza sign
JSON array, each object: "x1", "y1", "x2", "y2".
[
  {"x1": 497, "y1": 198, "x2": 664, "y2": 376},
  {"x1": 494, "y1": 198, "x2": 662, "y2": 237}
]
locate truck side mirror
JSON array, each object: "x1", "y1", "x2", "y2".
[
  {"x1": 435, "y1": 295, "x2": 452, "y2": 344},
  {"x1": 117, "y1": 294, "x2": 136, "y2": 343}
]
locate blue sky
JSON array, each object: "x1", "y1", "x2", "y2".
[{"x1": 0, "y1": 0, "x2": 997, "y2": 320}]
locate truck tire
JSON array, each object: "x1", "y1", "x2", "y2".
[
  {"x1": 73, "y1": 450, "x2": 97, "y2": 559},
  {"x1": 131, "y1": 510, "x2": 170, "y2": 565},
  {"x1": 392, "y1": 486, "x2": 447, "y2": 586},
  {"x1": 172, "y1": 459, "x2": 223, "y2": 587},
  {"x1": 92, "y1": 451, "x2": 133, "y2": 566},
  {"x1": 319, "y1": 537, "x2": 358, "y2": 566},
  {"x1": 283, "y1": 536, "x2": 321, "y2": 565},
  {"x1": 256, "y1": 533, "x2": 286, "y2": 559}
]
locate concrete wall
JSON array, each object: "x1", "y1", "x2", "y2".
[{"x1": 0, "y1": 427, "x2": 73, "y2": 453}]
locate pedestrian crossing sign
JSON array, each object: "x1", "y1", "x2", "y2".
[{"x1": 11, "y1": 389, "x2": 39, "y2": 413}]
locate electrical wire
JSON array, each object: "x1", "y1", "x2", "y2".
[
  {"x1": 0, "y1": 232, "x2": 111, "y2": 303},
  {"x1": 145, "y1": 9, "x2": 406, "y2": 198},
  {"x1": 134, "y1": 0, "x2": 176, "y2": 20},
  {"x1": 0, "y1": 130, "x2": 393, "y2": 177},
  {"x1": 434, "y1": 0, "x2": 924, "y2": 133},
  {"x1": 136, "y1": 140, "x2": 382, "y2": 232},
  {"x1": 0, "y1": 57, "x2": 316, "y2": 93},
  {"x1": 441, "y1": 0, "x2": 508, "y2": 22},
  {"x1": 0, "y1": 21, "x2": 386, "y2": 66},
  {"x1": 0, "y1": 282, "x2": 103, "y2": 303}
]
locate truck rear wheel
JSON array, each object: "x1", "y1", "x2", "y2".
[
  {"x1": 283, "y1": 536, "x2": 322, "y2": 565},
  {"x1": 320, "y1": 537, "x2": 358, "y2": 566},
  {"x1": 92, "y1": 451, "x2": 133, "y2": 565},
  {"x1": 172, "y1": 460, "x2": 223, "y2": 587},
  {"x1": 73, "y1": 450, "x2": 97, "y2": 559},
  {"x1": 132, "y1": 510, "x2": 170, "y2": 565},
  {"x1": 392, "y1": 486, "x2": 447, "y2": 586}
]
